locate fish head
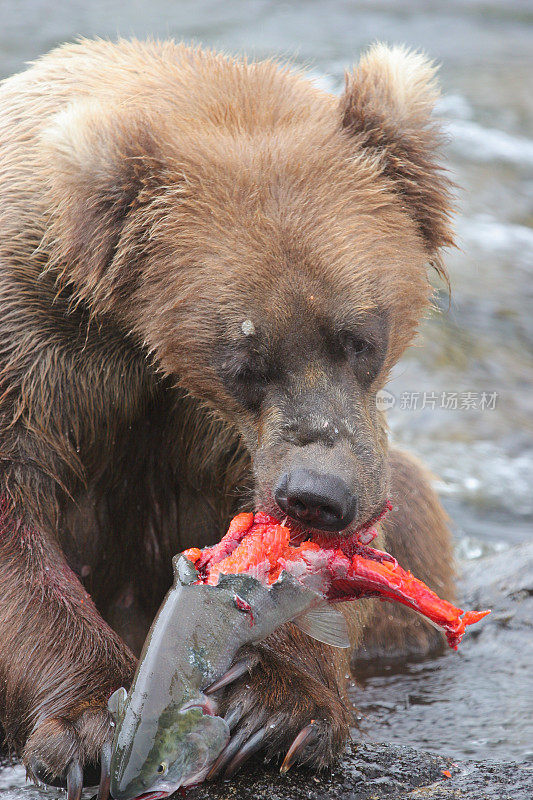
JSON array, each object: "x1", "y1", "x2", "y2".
[{"x1": 110, "y1": 699, "x2": 230, "y2": 799}]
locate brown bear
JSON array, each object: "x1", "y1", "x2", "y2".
[{"x1": 0, "y1": 39, "x2": 455, "y2": 799}]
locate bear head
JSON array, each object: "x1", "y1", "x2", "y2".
[{"x1": 40, "y1": 43, "x2": 453, "y2": 539}]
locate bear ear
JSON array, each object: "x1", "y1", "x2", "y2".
[
  {"x1": 40, "y1": 100, "x2": 164, "y2": 307},
  {"x1": 340, "y1": 43, "x2": 454, "y2": 260}
]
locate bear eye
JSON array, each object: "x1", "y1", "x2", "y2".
[
  {"x1": 233, "y1": 361, "x2": 270, "y2": 409},
  {"x1": 340, "y1": 331, "x2": 371, "y2": 357},
  {"x1": 230, "y1": 357, "x2": 269, "y2": 386},
  {"x1": 217, "y1": 349, "x2": 270, "y2": 412},
  {"x1": 339, "y1": 330, "x2": 383, "y2": 386}
]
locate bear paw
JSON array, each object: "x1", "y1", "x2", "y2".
[
  {"x1": 23, "y1": 705, "x2": 113, "y2": 800},
  {"x1": 206, "y1": 645, "x2": 352, "y2": 779}
]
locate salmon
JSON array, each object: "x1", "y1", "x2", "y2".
[{"x1": 185, "y1": 512, "x2": 489, "y2": 649}]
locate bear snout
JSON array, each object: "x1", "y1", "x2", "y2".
[{"x1": 274, "y1": 468, "x2": 357, "y2": 532}]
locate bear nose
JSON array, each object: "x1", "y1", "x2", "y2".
[{"x1": 274, "y1": 469, "x2": 357, "y2": 532}]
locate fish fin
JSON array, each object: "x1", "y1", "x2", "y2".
[
  {"x1": 294, "y1": 604, "x2": 351, "y2": 648},
  {"x1": 107, "y1": 686, "x2": 127, "y2": 723}
]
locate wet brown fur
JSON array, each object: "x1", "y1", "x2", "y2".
[{"x1": 0, "y1": 39, "x2": 454, "y2": 780}]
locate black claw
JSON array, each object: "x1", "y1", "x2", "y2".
[
  {"x1": 97, "y1": 741, "x2": 112, "y2": 800},
  {"x1": 280, "y1": 721, "x2": 318, "y2": 773},
  {"x1": 27, "y1": 759, "x2": 38, "y2": 784},
  {"x1": 27, "y1": 759, "x2": 46, "y2": 789},
  {"x1": 224, "y1": 702, "x2": 243, "y2": 731},
  {"x1": 206, "y1": 728, "x2": 247, "y2": 780},
  {"x1": 225, "y1": 726, "x2": 268, "y2": 777},
  {"x1": 205, "y1": 660, "x2": 252, "y2": 695},
  {"x1": 67, "y1": 759, "x2": 83, "y2": 800}
]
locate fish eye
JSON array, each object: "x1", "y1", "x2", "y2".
[{"x1": 157, "y1": 762, "x2": 168, "y2": 775}]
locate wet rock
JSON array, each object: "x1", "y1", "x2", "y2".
[
  {"x1": 3, "y1": 743, "x2": 533, "y2": 800},
  {"x1": 183, "y1": 742, "x2": 533, "y2": 800}
]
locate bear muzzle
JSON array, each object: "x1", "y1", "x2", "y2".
[{"x1": 274, "y1": 468, "x2": 357, "y2": 532}]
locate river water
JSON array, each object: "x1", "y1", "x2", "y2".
[{"x1": 0, "y1": 0, "x2": 531, "y2": 794}]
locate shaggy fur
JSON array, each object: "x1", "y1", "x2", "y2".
[{"x1": 0, "y1": 39, "x2": 454, "y2": 783}]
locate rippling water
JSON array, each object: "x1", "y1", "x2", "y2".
[{"x1": 0, "y1": 0, "x2": 531, "y2": 791}]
